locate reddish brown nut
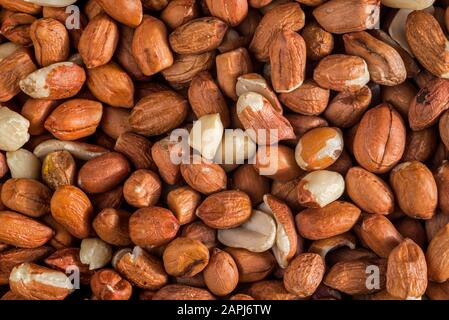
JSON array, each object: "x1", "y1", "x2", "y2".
[
  {"x1": 167, "y1": 186, "x2": 201, "y2": 225},
  {"x1": 248, "y1": 280, "x2": 300, "y2": 300},
  {"x1": 237, "y1": 92, "x2": 295, "y2": 144},
  {"x1": 78, "y1": 152, "x2": 131, "y2": 194},
  {"x1": 313, "y1": 54, "x2": 370, "y2": 92},
  {"x1": 96, "y1": 0, "x2": 143, "y2": 28},
  {"x1": 216, "y1": 47, "x2": 253, "y2": 100},
  {"x1": 295, "y1": 201, "x2": 361, "y2": 240},
  {"x1": 359, "y1": 214, "x2": 403, "y2": 258},
  {"x1": 161, "y1": 51, "x2": 215, "y2": 90},
  {"x1": 0, "y1": 211, "x2": 53, "y2": 248},
  {"x1": 92, "y1": 208, "x2": 132, "y2": 246},
  {"x1": 181, "y1": 221, "x2": 217, "y2": 250},
  {"x1": 232, "y1": 165, "x2": 270, "y2": 205},
  {"x1": 0, "y1": 155, "x2": 9, "y2": 180},
  {"x1": 427, "y1": 224, "x2": 449, "y2": 283},
  {"x1": 402, "y1": 127, "x2": 437, "y2": 163},
  {"x1": 225, "y1": 247, "x2": 275, "y2": 283},
  {"x1": 160, "y1": 0, "x2": 200, "y2": 30},
  {"x1": 203, "y1": 248, "x2": 239, "y2": 296},
  {"x1": 86, "y1": 62, "x2": 135, "y2": 108},
  {"x1": 269, "y1": 30, "x2": 306, "y2": 93},
  {"x1": 44, "y1": 99, "x2": 103, "y2": 141},
  {"x1": 249, "y1": 2, "x2": 305, "y2": 62},
  {"x1": 42, "y1": 215, "x2": 74, "y2": 249},
  {"x1": 41, "y1": 151, "x2": 76, "y2": 191},
  {"x1": 123, "y1": 170, "x2": 161, "y2": 208},
  {"x1": 312, "y1": 0, "x2": 379, "y2": 34},
  {"x1": 163, "y1": 237, "x2": 210, "y2": 277},
  {"x1": 175, "y1": 272, "x2": 206, "y2": 288},
  {"x1": 395, "y1": 218, "x2": 427, "y2": 250},
  {"x1": 205, "y1": 0, "x2": 248, "y2": 26},
  {"x1": 188, "y1": 71, "x2": 230, "y2": 127},
  {"x1": 286, "y1": 114, "x2": 329, "y2": 140},
  {"x1": 0, "y1": 48, "x2": 37, "y2": 102},
  {"x1": 387, "y1": 239, "x2": 427, "y2": 299},
  {"x1": 283, "y1": 253, "x2": 325, "y2": 298},
  {"x1": 21, "y1": 99, "x2": 58, "y2": 136},
  {"x1": 79, "y1": 14, "x2": 119, "y2": 69},
  {"x1": 343, "y1": 31, "x2": 406, "y2": 86},
  {"x1": 390, "y1": 161, "x2": 437, "y2": 220},
  {"x1": 114, "y1": 132, "x2": 155, "y2": 170},
  {"x1": 279, "y1": 80, "x2": 330, "y2": 116},
  {"x1": 426, "y1": 281, "x2": 449, "y2": 300},
  {"x1": 90, "y1": 186, "x2": 124, "y2": 212},
  {"x1": 42, "y1": 6, "x2": 86, "y2": 49},
  {"x1": 115, "y1": 25, "x2": 148, "y2": 81},
  {"x1": 353, "y1": 103, "x2": 406, "y2": 174},
  {"x1": 324, "y1": 86, "x2": 371, "y2": 128},
  {"x1": 129, "y1": 90, "x2": 188, "y2": 137},
  {"x1": 169, "y1": 17, "x2": 228, "y2": 55},
  {"x1": 30, "y1": 18, "x2": 70, "y2": 67},
  {"x1": 345, "y1": 167, "x2": 394, "y2": 215},
  {"x1": 50, "y1": 185, "x2": 93, "y2": 239},
  {"x1": 91, "y1": 269, "x2": 133, "y2": 300},
  {"x1": 152, "y1": 284, "x2": 215, "y2": 300},
  {"x1": 129, "y1": 207, "x2": 180, "y2": 247},
  {"x1": 0, "y1": 246, "x2": 53, "y2": 285},
  {"x1": 20, "y1": 62, "x2": 86, "y2": 100},
  {"x1": 326, "y1": 247, "x2": 378, "y2": 266},
  {"x1": 151, "y1": 137, "x2": 182, "y2": 185},
  {"x1": 301, "y1": 21, "x2": 334, "y2": 61},
  {"x1": 435, "y1": 161, "x2": 449, "y2": 215},
  {"x1": 271, "y1": 178, "x2": 303, "y2": 212},
  {"x1": 180, "y1": 157, "x2": 227, "y2": 195},
  {"x1": 409, "y1": 79, "x2": 449, "y2": 131},
  {"x1": 1, "y1": 12, "x2": 36, "y2": 46},
  {"x1": 382, "y1": 81, "x2": 417, "y2": 118},
  {"x1": 132, "y1": 15, "x2": 173, "y2": 76},
  {"x1": 9, "y1": 262, "x2": 74, "y2": 300},
  {"x1": 113, "y1": 247, "x2": 168, "y2": 290},
  {"x1": 44, "y1": 248, "x2": 91, "y2": 285},
  {"x1": 325, "y1": 258, "x2": 387, "y2": 296},
  {"x1": 196, "y1": 190, "x2": 252, "y2": 229},
  {"x1": 405, "y1": 11, "x2": 449, "y2": 79},
  {"x1": 1, "y1": 178, "x2": 51, "y2": 218},
  {"x1": 0, "y1": 0, "x2": 41, "y2": 14},
  {"x1": 230, "y1": 294, "x2": 255, "y2": 300}
]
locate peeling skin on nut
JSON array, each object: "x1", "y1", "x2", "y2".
[
  {"x1": 19, "y1": 62, "x2": 74, "y2": 98},
  {"x1": 344, "y1": 60, "x2": 370, "y2": 88},
  {"x1": 10, "y1": 263, "x2": 74, "y2": 290},
  {"x1": 237, "y1": 91, "x2": 265, "y2": 113},
  {"x1": 299, "y1": 170, "x2": 345, "y2": 208},
  {"x1": 295, "y1": 128, "x2": 344, "y2": 171},
  {"x1": 33, "y1": 139, "x2": 108, "y2": 160}
]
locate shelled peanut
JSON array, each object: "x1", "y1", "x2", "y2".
[{"x1": 0, "y1": 0, "x2": 449, "y2": 301}]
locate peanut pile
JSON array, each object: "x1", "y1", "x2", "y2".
[{"x1": 0, "y1": 0, "x2": 449, "y2": 301}]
